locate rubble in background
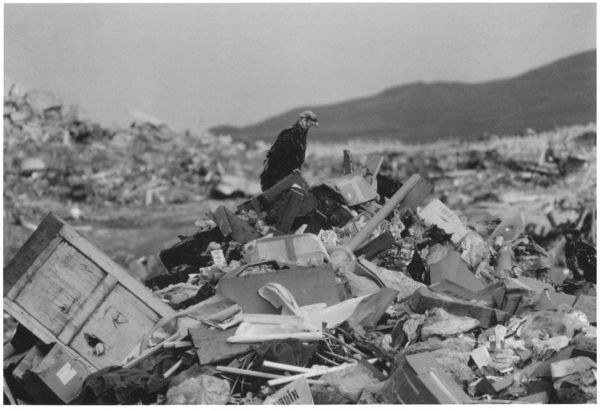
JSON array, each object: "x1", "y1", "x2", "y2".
[{"x1": 3, "y1": 85, "x2": 264, "y2": 225}]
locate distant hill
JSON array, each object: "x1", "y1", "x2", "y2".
[{"x1": 211, "y1": 50, "x2": 596, "y2": 142}]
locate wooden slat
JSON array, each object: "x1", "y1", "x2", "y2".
[
  {"x1": 3, "y1": 298, "x2": 56, "y2": 344},
  {"x1": 5, "y1": 236, "x2": 62, "y2": 301},
  {"x1": 58, "y1": 275, "x2": 119, "y2": 344},
  {"x1": 59, "y1": 224, "x2": 175, "y2": 319},
  {"x1": 3, "y1": 213, "x2": 64, "y2": 295}
]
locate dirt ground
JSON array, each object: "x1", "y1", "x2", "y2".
[{"x1": 3, "y1": 199, "x2": 238, "y2": 266}]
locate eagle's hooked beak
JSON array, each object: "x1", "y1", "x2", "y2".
[{"x1": 313, "y1": 119, "x2": 319, "y2": 128}]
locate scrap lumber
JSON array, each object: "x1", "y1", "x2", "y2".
[
  {"x1": 4, "y1": 213, "x2": 175, "y2": 370},
  {"x1": 347, "y1": 174, "x2": 427, "y2": 251}
]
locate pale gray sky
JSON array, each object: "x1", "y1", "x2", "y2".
[{"x1": 4, "y1": 3, "x2": 596, "y2": 131}]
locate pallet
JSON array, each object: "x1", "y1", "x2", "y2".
[{"x1": 4, "y1": 213, "x2": 175, "y2": 371}]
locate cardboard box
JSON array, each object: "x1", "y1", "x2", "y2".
[{"x1": 31, "y1": 344, "x2": 94, "y2": 404}]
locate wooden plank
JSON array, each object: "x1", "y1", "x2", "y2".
[
  {"x1": 3, "y1": 298, "x2": 56, "y2": 344},
  {"x1": 58, "y1": 275, "x2": 119, "y2": 344},
  {"x1": 242, "y1": 313, "x2": 308, "y2": 327},
  {"x1": 5, "y1": 236, "x2": 62, "y2": 301},
  {"x1": 216, "y1": 365, "x2": 282, "y2": 379},
  {"x1": 59, "y1": 224, "x2": 175, "y2": 318},
  {"x1": 3, "y1": 213, "x2": 64, "y2": 295},
  {"x1": 14, "y1": 242, "x2": 106, "y2": 335},
  {"x1": 69, "y1": 284, "x2": 163, "y2": 369}
]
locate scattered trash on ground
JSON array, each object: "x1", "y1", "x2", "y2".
[{"x1": 3, "y1": 85, "x2": 596, "y2": 404}]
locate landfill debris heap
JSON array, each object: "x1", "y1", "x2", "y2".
[
  {"x1": 3, "y1": 87, "x2": 597, "y2": 405},
  {"x1": 3, "y1": 86, "x2": 265, "y2": 224}
]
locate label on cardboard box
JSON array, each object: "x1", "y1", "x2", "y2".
[{"x1": 56, "y1": 362, "x2": 78, "y2": 385}]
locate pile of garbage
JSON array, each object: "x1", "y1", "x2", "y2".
[
  {"x1": 3, "y1": 85, "x2": 264, "y2": 223},
  {"x1": 4, "y1": 152, "x2": 596, "y2": 404}
]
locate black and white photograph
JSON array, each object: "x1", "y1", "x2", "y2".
[{"x1": 2, "y1": 1, "x2": 597, "y2": 405}]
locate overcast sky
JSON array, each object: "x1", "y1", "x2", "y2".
[{"x1": 4, "y1": 3, "x2": 596, "y2": 131}]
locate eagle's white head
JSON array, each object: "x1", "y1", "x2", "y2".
[{"x1": 297, "y1": 110, "x2": 319, "y2": 130}]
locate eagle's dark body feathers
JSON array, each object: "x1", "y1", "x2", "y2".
[
  {"x1": 260, "y1": 111, "x2": 318, "y2": 191},
  {"x1": 564, "y1": 229, "x2": 596, "y2": 284}
]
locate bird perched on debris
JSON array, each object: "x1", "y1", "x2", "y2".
[
  {"x1": 260, "y1": 110, "x2": 319, "y2": 191},
  {"x1": 564, "y1": 228, "x2": 596, "y2": 284}
]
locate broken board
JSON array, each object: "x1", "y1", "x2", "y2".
[{"x1": 4, "y1": 213, "x2": 175, "y2": 371}]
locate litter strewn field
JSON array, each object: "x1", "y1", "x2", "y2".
[{"x1": 3, "y1": 86, "x2": 597, "y2": 405}]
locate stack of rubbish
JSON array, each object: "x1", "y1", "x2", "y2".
[
  {"x1": 3, "y1": 84, "x2": 265, "y2": 225},
  {"x1": 4, "y1": 152, "x2": 596, "y2": 405}
]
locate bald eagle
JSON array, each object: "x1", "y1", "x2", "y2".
[
  {"x1": 564, "y1": 228, "x2": 596, "y2": 284},
  {"x1": 260, "y1": 110, "x2": 319, "y2": 191}
]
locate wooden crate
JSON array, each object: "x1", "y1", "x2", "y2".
[{"x1": 4, "y1": 213, "x2": 175, "y2": 371}]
